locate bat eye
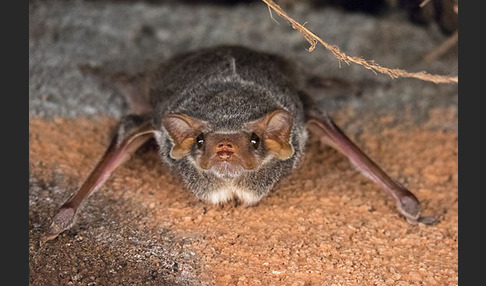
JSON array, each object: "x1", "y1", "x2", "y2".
[
  {"x1": 250, "y1": 133, "x2": 260, "y2": 149},
  {"x1": 196, "y1": 133, "x2": 204, "y2": 149}
]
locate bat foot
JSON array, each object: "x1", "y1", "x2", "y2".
[
  {"x1": 40, "y1": 207, "x2": 76, "y2": 245},
  {"x1": 396, "y1": 195, "x2": 439, "y2": 225},
  {"x1": 397, "y1": 194, "x2": 420, "y2": 220}
]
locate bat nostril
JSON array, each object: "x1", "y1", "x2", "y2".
[{"x1": 217, "y1": 141, "x2": 233, "y2": 149}]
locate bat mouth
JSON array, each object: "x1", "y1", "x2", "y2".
[{"x1": 199, "y1": 150, "x2": 256, "y2": 179}]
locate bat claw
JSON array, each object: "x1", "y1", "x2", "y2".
[
  {"x1": 397, "y1": 195, "x2": 439, "y2": 226},
  {"x1": 406, "y1": 215, "x2": 440, "y2": 226},
  {"x1": 40, "y1": 230, "x2": 61, "y2": 246},
  {"x1": 417, "y1": 215, "x2": 440, "y2": 225},
  {"x1": 41, "y1": 207, "x2": 76, "y2": 245}
]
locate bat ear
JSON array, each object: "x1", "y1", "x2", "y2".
[
  {"x1": 162, "y1": 113, "x2": 206, "y2": 159},
  {"x1": 250, "y1": 109, "x2": 294, "y2": 160}
]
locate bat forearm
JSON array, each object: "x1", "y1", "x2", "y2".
[
  {"x1": 307, "y1": 113, "x2": 438, "y2": 225},
  {"x1": 42, "y1": 120, "x2": 157, "y2": 244}
]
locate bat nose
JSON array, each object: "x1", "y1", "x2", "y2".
[
  {"x1": 217, "y1": 141, "x2": 233, "y2": 149},
  {"x1": 216, "y1": 141, "x2": 234, "y2": 160}
]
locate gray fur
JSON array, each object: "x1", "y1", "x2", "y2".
[{"x1": 145, "y1": 46, "x2": 310, "y2": 203}]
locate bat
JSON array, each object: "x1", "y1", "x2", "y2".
[{"x1": 43, "y1": 45, "x2": 437, "y2": 243}]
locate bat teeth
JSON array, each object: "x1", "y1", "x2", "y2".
[{"x1": 217, "y1": 150, "x2": 233, "y2": 160}]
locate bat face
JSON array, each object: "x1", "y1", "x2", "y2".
[
  {"x1": 162, "y1": 108, "x2": 295, "y2": 181},
  {"x1": 195, "y1": 132, "x2": 262, "y2": 179}
]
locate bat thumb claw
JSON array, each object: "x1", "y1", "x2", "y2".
[
  {"x1": 397, "y1": 195, "x2": 421, "y2": 220},
  {"x1": 397, "y1": 196, "x2": 440, "y2": 226},
  {"x1": 40, "y1": 207, "x2": 76, "y2": 245}
]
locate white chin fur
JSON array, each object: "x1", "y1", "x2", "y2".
[{"x1": 206, "y1": 185, "x2": 262, "y2": 205}]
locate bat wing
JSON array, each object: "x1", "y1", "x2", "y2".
[
  {"x1": 300, "y1": 92, "x2": 437, "y2": 225},
  {"x1": 78, "y1": 64, "x2": 154, "y2": 115},
  {"x1": 42, "y1": 115, "x2": 159, "y2": 244}
]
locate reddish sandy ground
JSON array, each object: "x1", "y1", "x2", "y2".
[{"x1": 29, "y1": 111, "x2": 457, "y2": 285}]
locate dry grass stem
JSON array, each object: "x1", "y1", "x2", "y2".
[
  {"x1": 423, "y1": 29, "x2": 458, "y2": 63},
  {"x1": 262, "y1": 0, "x2": 458, "y2": 84},
  {"x1": 420, "y1": 0, "x2": 432, "y2": 7}
]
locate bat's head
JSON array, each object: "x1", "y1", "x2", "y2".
[{"x1": 162, "y1": 109, "x2": 294, "y2": 179}]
